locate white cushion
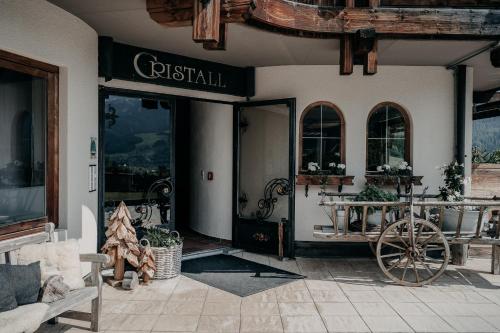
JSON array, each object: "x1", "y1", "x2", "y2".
[
  {"x1": 16, "y1": 239, "x2": 85, "y2": 290},
  {"x1": 0, "y1": 303, "x2": 49, "y2": 333}
]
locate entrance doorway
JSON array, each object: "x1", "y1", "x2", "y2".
[{"x1": 233, "y1": 99, "x2": 296, "y2": 258}]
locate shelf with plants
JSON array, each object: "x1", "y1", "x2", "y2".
[
  {"x1": 296, "y1": 162, "x2": 354, "y2": 186},
  {"x1": 365, "y1": 162, "x2": 422, "y2": 186}
]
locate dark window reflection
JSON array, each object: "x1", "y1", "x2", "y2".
[
  {"x1": 301, "y1": 104, "x2": 342, "y2": 171},
  {"x1": 367, "y1": 104, "x2": 407, "y2": 171},
  {"x1": 104, "y1": 95, "x2": 171, "y2": 202},
  {"x1": 0, "y1": 68, "x2": 47, "y2": 225}
]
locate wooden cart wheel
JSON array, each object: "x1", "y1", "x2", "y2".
[{"x1": 376, "y1": 218, "x2": 450, "y2": 287}]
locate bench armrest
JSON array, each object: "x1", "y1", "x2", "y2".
[{"x1": 80, "y1": 253, "x2": 110, "y2": 264}]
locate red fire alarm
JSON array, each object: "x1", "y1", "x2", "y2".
[{"x1": 207, "y1": 171, "x2": 214, "y2": 181}]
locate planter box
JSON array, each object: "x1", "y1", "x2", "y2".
[
  {"x1": 296, "y1": 174, "x2": 354, "y2": 186},
  {"x1": 365, "y1": 175, "x2": 423, "y2": 186},
  {"x1": 442, "y1": 208, "x2": 488, "y2": 234},
  {"x1": 471, "y1": 163, "x2": 500, "y2": 197}
]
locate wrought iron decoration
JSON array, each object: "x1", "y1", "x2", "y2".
[
  {"x1": 256, "y1": 178, "x2": 291, "y2": 220},
  {"x1": 134, "y1": 178, "x2": 173, "y2": 227}
]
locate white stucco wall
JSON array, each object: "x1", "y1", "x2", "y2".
[
  {"x1": 253, "y1": 65, "x2": 462, "y2": 241},
  {"x1": 0, "y1": 0, "x2": 99, "y2": 253},
  {"x1": 189, "y1": 101, "x2": 233, "y2": 240}
]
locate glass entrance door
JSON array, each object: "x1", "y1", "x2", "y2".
[
  {"x1": 100, "y1": 90, "x2": 174, "y2": 244},
  {"x1": 233, "y1": 99, "x2": 296, "y2": 258}
]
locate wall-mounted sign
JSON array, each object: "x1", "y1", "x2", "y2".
[
  {"x1": 90, "y1": 137, "x2": 97, "y2": 159},
  {"x1": 89, "y1": 164, "x2": 97, "y2": 192},
  {"x1": 99, "y1": 37, "x2": 255, "y2": 97}
]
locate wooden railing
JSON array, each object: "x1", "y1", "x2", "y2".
[{"x1": 317, "y1": 199, "x2": 500, "y2": 241}]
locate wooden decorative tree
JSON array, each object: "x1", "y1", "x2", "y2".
[
  {"x1": 138, "y1": 241, "x2": 156, "y2": 284},
  {"x1": 101, "y1": 201, "x2": 140, "y2": 280}
]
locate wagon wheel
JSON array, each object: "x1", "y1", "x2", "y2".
[{"x1": 376, "y1": 218, "x2": 450, "y2": 287}]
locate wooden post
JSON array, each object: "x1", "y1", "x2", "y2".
[
  {"x1": 475, "y1": 206, "x2": 485, "y2": 238},
  {"x1": 362, "y1": 206, "x2": 368, "y2": 235},
  {"x1": 332, "y1": 205, "x2": 338, "y2": 234},
  {"x1": 380, "y1": 205, "x2": 387, "y2": 233},
  {"x1": 451, "y1": 243, "x2": 469, "y2": 266},
  {"x1": 278, "y1": 222, "x2": 284, "y2": 260},
  {"x1": 203, "y1": 22, "x2": 227, "y2": 50},
  {"x1": 455, "y1": 206, "x2": 465, "y2": 238},
  {"x1": 114, "y1": 255, "x2": 125, "y2": 281},
  {"x1": 90, "y1": 262, "x2": 102, "y2": 332},
  {"x1": 193, "y1": 0, "x2": 221, "y2": 43},
  {"x1": 438, "y1": 206, "x2": 445, "y2": 230},
  {"x1": 344, "y1": 205, "x2": 350, "y2": 234},
  {"x1": 340, "y1": 35, "x2": 354, "y2": 75},
  {"x1": 492, "y1": 245, "x2": 500, "y2": 275},
  {"x1": 363, "y1": 39, "x2": 377, "y2": 75}
]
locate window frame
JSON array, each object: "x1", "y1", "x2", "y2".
[
  {"x1": 299, "y1": 101, "x2": 345, "y2": 173},
  {"x1": 365, "y1": 102, "x2": 412, "y2": 172},
  {"x1": 0, "y1": 50, "x2": 59, "y2": 240}
]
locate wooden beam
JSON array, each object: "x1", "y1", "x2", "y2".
[
  {"x1": 250, "y1": 0, "x2": 500, "y2": 39},
  {"x1": 203, "y1": 23, "x2": 228, "y2": 50},
  {"x1": 193, "y1": 0, "x2": 221, "y2": 43},
  {"x1": 363, "y1": 39, "x2": 378, "y2": 75},
  {"x1": 147, "y1": 0, "x2": 253, "y2": 28},
  {"x1": 340, "y1": 35, "x2": 354, "y2": 75},
  {"x1": 380, "y1": 0, "x2": 500, "y2": 8}
]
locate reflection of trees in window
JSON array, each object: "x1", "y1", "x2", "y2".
[
  {"x1": 300, "y1": 102, "x2": 345, "y2": 171},
  {"x1": 367, "y1": 103, "x2": 410, "y2": 171}
]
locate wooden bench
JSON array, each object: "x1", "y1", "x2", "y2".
[{"x1": 0, "y1": 223, "x2": 109, "y2": 332}]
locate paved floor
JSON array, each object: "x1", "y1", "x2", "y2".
[{"x1": 37, "y1": 252, "x2": 500, "y2": 333}]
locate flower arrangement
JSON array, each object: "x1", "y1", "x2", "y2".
[
  {"x1": 437, "y1": 161, "x2": 466, "y2": 202},
  {"x1": 376, "y1": 161, "x2": 413, "y2": 176},
  {"x1": 304, "y1": 161, "x2": 346, "y2": 176}
]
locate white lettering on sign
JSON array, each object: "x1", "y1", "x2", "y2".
[{"x1": 133, "y1": 52, "x2": 226, "y2": 88}]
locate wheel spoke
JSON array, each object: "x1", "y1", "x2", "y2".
[
  {"x1": 381, "y1": 252, "x2": 405, "y2": 259},
  {"x1": 419, "y1": 233, "x2": 439, "y2": 246},
  {"x1": 401, "y1": 257, "x2": 410, "y2": 281},
  {"x1": 424, "y1": 246, "x2": 445, "y2": 252},
  {"x1": 387, "y1": 255, "x2": 406, "y2": 271},
  {"x1": 416, "y1": 256, "x2": 434, "y2": 277},
  {"x1": 394, "y1": 233, "x2": 409, "y2": 248},
  {"x1": 424, "y1": 255, "x2": 444, "y2": 264},
  {"x1": 412, "y1": 258, "x2": 421, "y2": 284},
  {"x1": 382, "y1": 241, "x2": 406, "y2": 251}
]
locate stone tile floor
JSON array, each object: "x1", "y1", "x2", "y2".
[{"x1": 37, "y1": 252, "x2": 500, "y2": 333}]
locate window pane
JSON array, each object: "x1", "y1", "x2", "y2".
[
  {"x1": 0, "y1": 68, "x2": 47, "y2": 225},
  {"x1": 322, "y1": 106, "x2": 341, "y2": 138},
  {"x1": 367, "y1": 139, "x2": 386, "y2": 171},
  {"x1": 104, "y1": 95, "x2": 171, "y2": 202},
  {"x1": 387, "y1": 139, "x2": 405, "y2": 166},
  {"x1": 387, "y1": 107, "x2": 406, "y2": 139},
  {"x1": 367, "y1": 108, "x2": 387, "y2": 139},
  {"x1": 302, "y1": 138, "x2": 321, "y2": 170},
  {"x1": 321, "y1": 139, "x2": 341, "y2": 170},
  {"x1": 302, "y1": 106, "x2": 321, "y2": 137}
]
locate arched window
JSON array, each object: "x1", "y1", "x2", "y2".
[
  {"x1": 367, "y1": 102, "x2": 411, "y2": 171},
  {"x1": 300, "y1": 102, "x2": 345, "y2": 172}
]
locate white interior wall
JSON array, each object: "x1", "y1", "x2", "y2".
[
  {"x1": 189, "y1": 101, "x2": 233, "y2": 240},
  {"x1": 253, "y1": 65, "x2": 460, "y2": 241},
  {"x1": 0, "y1": 0, "x2": 99, "y2": 253}
]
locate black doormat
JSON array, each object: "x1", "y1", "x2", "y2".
[{"x1": 181, "y1": 254, "x2": 303, "y2": 297}]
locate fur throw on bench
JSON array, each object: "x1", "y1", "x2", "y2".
[{"x1": 0, "y1": 303, "x2": 49, "y2": 333}]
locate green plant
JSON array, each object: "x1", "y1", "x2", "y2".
[
  {"x1": 438, "y1": 161, "x2": 464, "y2": 202},
  {"x1": 472, "y1": 146, "x2": 500, "y2": 164},
  {"x1": 144, "y1": 227, "x2": 182, "y2": 247},
  {"x1": 353, "y1": 185, "x2": 399, "y2": 214}
]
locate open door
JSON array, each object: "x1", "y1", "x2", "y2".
[{"x1": 233, "y1": 99, "x2": 296, "y2": 258}]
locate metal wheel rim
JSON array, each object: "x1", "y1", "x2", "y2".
[{"x1": 376, "y1": 218, "x2": 450, "y2": 287}]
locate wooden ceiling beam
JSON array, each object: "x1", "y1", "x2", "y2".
[
  {"x1": 364, "y1": 39, "x2": 378, "y2": 75},
  {"x1": 203, "y1": 23, "x2": 228, "y2": 50},
  {"x1": 380, "y1": 0, "x2": 500, "y2": 8},
  {"x1": 193, "y1": 0, "x2": 221, "y2": 43},
  {"x1": 249, "y1": 0, "x2": 500, "y2": 39},
  {"x1": 340, "y1": 35, "x2": 354, "y2": 75}
]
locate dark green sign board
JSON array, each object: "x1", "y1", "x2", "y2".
[{"x1": 99, "y1": 37, "x2": 255, "y2": 97}]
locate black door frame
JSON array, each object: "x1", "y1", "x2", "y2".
[
  {"x1": 232, "y1": 98, "x2": 297, "y2": 258},
  {"x1": 97, "y1": 86, "x2": 178, "y2": 246}
]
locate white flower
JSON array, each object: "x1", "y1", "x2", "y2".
[
  {"x1": 383, "y1": 164, "x2": 391, "y2": 170},
  {"x1": 463, "y1": 176, "x2": 471, "y2": 185},
  {"x1": 308, "y1": 162, "x2": 320, "y2": 171},
  {"x1": 407, "y1": 166, "x2": 412, "y2": 171},
  {"x1": 328, "y1": 162, "x2": 336, "y2": 167},
  {"x1": 376, "y1": 166, "x2": 383, "y2": 172},
  {"x1": 337, "y1": 164, "x2": 346, "y2": 169}
]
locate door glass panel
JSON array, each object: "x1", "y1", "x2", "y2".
[
  {"x1": 0, "y1": 68, "x2": 47, "y2": 226},
  {"x1": 103, "y1": 94, "x2": 173, "y2": 229},
  {"x1": 238, "y1": 104, "x2": 290, "y2": 222}
]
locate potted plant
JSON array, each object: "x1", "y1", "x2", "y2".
[
  {"x1": 296, "y1": 161, "x2": 354, "y2": 187},
  {"x1": 353, "y1": 185, "x2": 399, "y2": 225},
  {"x1": 438, "y1": 161, "x2": 487, "y2": 233},
  {"x1": 142, "y1": 227, "x2": 183, "y2": 279}
]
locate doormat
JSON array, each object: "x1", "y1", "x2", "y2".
[{"x1": 181, "y1": 254, "x2": 303, "y2": 297}]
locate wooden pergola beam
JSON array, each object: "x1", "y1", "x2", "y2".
[
  {"x1": 249, "y1": 0, "x2": 500, "y2": 39},
  {"x1": 203, "y1": 23, "x2": 228, "y2": 50},
  {"x1": 193, "y1": 0, "x2": 221, "y2": 43}
]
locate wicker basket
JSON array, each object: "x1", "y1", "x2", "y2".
[{"x1": 145, "y1": 231, "x2": 183, "y2": 279}]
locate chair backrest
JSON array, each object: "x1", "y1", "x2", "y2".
[{"x1": 0, "y1": 223, "x2": 55, "y2": 264}]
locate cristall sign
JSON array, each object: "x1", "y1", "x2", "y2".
[{"x1": 99, "y1": 39, "x2": 255, "y2": 97}]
